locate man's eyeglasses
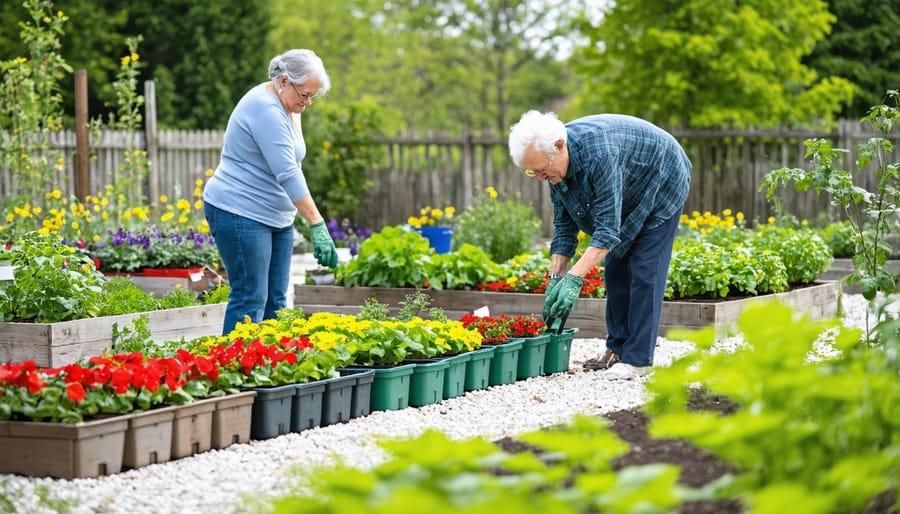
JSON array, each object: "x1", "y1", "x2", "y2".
[
  {"x1": 290, "y1": 83, "x2": 315, "y2": 102},
  {"x1": 523, "y1": 151, "x2": 557, "y2": 177}
]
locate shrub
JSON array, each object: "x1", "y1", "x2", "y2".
[
  {"x1": 819, "y1": 220, "x2": 857, "y2": 258},
  {"x1": 302, "y1": 99, "x2": 384, "y2": 221},
  {"x1": 453, "y1": 187, "x2": 541, "y2": 263}
]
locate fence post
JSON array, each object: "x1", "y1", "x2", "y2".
[
  {"x1": 74, "y1": 69, "x2": 89, "y2": 201},
  {"x1": 144, "y1": 80, "x2": 160, "y2": 204}
]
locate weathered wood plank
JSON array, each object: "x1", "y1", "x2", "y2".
[{"x1": 0, "y1": 304, "x2": 226, "y2": 367}]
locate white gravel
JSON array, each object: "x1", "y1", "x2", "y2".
[{"x1": 0, "y1": 294, "x2": 873, "y2": 514}]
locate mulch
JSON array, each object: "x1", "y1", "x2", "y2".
[{"x1": 494, "y1": 392, "x2": 896, "y2": 513}]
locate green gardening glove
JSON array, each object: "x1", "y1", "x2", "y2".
[
  {"x1": 542, "y1": 273, "x2": 562, "y2": 319},
  {"x1": 547, "y1": 273, "x2": 584, "y2": 319},
  {"x1": 309, "y1": 221, "x2": 338, "y2": 268}
]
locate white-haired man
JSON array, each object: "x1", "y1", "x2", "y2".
[{"x1": 508, "y1": 111, "x2": 691, "y2": 380}]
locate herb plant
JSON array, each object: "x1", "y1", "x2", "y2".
[{"x1": 0, "y1": 232, "x2": 104, "y2": 322}]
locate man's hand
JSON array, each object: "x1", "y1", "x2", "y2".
[
  {"x1": 542, "y1": 273, "x2": 563, "y2": 319},
  {"x1": 309, "y1": 221, "x2": 338, "y2": 268},
  {"x1": 546, "y1": 273, "x2": 584, "y2": 319}
]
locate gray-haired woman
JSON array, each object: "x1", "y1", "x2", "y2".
[{"x1": 203, "y1": 49, "x2": 337, "y2": 334}]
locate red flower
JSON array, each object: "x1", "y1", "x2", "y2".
[{"x1": 66, "y1": 382, "x2": 86, "y2": 403}]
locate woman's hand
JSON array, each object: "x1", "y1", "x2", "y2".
[{"x1": 309, "y1": 221, "x2": 338, "y2": 268}]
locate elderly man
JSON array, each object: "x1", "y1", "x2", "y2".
[{"x1": 508, "y1": 111, "x2": 691, "y2": 380}]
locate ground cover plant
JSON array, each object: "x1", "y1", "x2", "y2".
[{"x1": 249, "y1": 301, "x2": 898, "y2": 514}]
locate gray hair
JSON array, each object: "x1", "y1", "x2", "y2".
[
  {"x1": 508, "y1": 110, "x2": 567, "y2": 167},
  {"x1": 268, "y1": 49, "x2": 331, "y2": 95}
]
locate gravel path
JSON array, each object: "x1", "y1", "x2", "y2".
[{"x1": 0, "y1": 294, "x2": 871, "y2": 514}]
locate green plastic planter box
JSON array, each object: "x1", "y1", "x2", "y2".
[
  {"x1": 516, "y1": 333, "x2": 551, "y2": 380},
  {"x1": 440, "y1": 353, "x2": 471, "y2": 399},
  {"x1": 247, "y1": 384, "x2": 295, "y2": 440},
  {"x1": 322, "y1": 374, "x2": 356, "y2": 426},
  {"x1": 408, "y1": 359, "x2": 449, "y2": 407},
  {"x1": 545, "y1": 327, "x2": 578, "y2": 374},
  {"x1": 488, "y1": 339, "x2": 524, "y2": 386},
  {"x1": 338, "y1": 368, "x2": 376, "y2": 418},
  {"x1": 367, "y1": 364, "x2": 415, "y2": 411},
  {"x1": 464, "y1": 346, "x2": 495, "y2": 392},
  {"x1": 291, "y1": 381, "x2": 326, "y2": 432}
]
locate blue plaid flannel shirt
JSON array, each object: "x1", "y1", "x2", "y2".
[{"x1": 549, "y1": 114, "x2": 692, "y2": 260}]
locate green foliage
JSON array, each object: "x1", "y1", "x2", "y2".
[
  {"x1": 99, "y1": 276, "x2": 159, "y2": 315},
  {"x1": 568, "y1": 0, "x2": 854, "y2": 128},
  {"x1": 269, "y1": 416, "x2": 698, "y2": 513},
  {"x1": 396, "y1": 291, "x2": 447, "y2": 323},
  {"x1": 648, "y1": 301, "x2": 899, "y2": 513},
  {"x1": 761, "y1": 90, "x2": 900, "y2": 305},
  {"x1": 110, "y1": 314, "x2": 152, "y2": 354},
  {"x1": 121, "y1": 0, "x2": 272, "y2": 129},
  {"x1": 667, "y1": 239, "x2": 789, "y2": 299},
  {"x1": 453, "y1": 187, "x2": 542, "y2": 263},
  {"x1": 268, "y1": 0, "x2": 574, "y2": 134},
  {"x1": 158, "y1": 285, "x2": 199, "y2": 310},
  {"x1": 805, "y1": 0, "x2": 900, "y2": 119},
  {"x1": 0, "y1": 232, "x2": 104, "y2": 322},
  {"x1": 337, "y1": 226, "x2": 433, "y2": 288},
  {"x1": 427, "y1": 244, "x2": 505, "y2": 291},
  {"x1": 200, "y1": 283, "x2": 230, "y2": 305},
  {"x1": 0, "y1": 0, "x2": 72, "y2": 210},
  {"x1": 754, "y1": 227, "x2": 833, "y2": 284},
  {"x1": 818, "y1": 220, "x2": 857, "y2": 258},
  {"x1": 356, "y1": 296, "x2": 391, "y2": 322},
  {"x1": 302, "y1": 99, "x2": 384, "y2": 220}
]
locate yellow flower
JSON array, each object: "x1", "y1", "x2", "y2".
[
  {"x1": 159, "y1": 194, "x2": 169, "y2": 204},
  {"x1": 767, "y1": 216, "x2": 775, "y2": 224},
  {"x1": 736, "y1": 212, "x2": 744, "y2": 221},
  {"x1": 194, "y1": 200, "x2": 203, "y2": 210},
  {"x1": 195, "y1": 179, "x2": 204, "y2": 187},
  {"x1": 205, "y1": 169, "x2": 214, "y2": 177},
  {"x1": 121, "y1": 55, "x2": 131, "y2": 66},
  {"x1": 486, "y1": 186, "x2": 498, "y2": 199},
  {"x1": 161, "y1": 212, "x2": 174, "y2": 222},
  {"x1": 722, "y1": 208, "x2": 732, "y2": 216}
]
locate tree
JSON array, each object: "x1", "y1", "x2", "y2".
[
  {"x1": 805, "y1": 0, "x2": 900, "y2": 119},
  {"x1": 269, "y1": 0, "x2": 576, "y2": 134},
  {"x1": 567, "y1": 0, "x2": 856, "y2": 129},
  {"x1": 122, "y1": 0, "x2": 272, "y2": 129}
]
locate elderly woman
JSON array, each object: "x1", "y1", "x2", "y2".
[
  {"x1": 203, "y1": 49, "x2": 337, "y2": 335},
  {"x1": 508, "y1": 111, "x2": 692, "y2": 380}
]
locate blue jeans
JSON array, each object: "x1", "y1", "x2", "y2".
[
  {"x1": 603, "y1": 213, "x2": 681, "y2": 367},
  {"x1": 204, "y1": 202, "x2": 294, "y2": 335}
]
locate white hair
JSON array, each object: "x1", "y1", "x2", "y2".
[
  {"x1": 268, "y1": 49, "x2": 331, "y2": 95},
  {"x1": 508, "y1": 110, "x2": 567, "y2": 167}
]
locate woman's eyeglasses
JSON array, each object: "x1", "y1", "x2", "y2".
[{"x1": 290, "y1": 83, "x2": 316, "y2": 102}]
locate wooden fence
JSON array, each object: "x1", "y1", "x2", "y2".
[{"x1": 2, "y1": 121, "x2": 898, "y2": 236}]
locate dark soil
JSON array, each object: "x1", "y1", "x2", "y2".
[{"x1": 494, "y1": 392, "x2": 896, "y2": 513}]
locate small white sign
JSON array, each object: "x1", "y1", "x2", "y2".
[
  {"x1": 0, "y1": 265, "x2": 14, "y2": 281},
  {"x1": 472, "y1": 305, "x2": 490, "y2": 318}
]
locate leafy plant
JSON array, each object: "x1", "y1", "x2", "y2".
[
  {"x1": 99, "y1": 277, "x2": 160, "y2": 315},
  {"x1": 337, "y1": 226, "x2": 433, "y2": 288},
  {"x1": 818, "y1": 220, "x2": 857, "y2": 258},
  {"x1": 200, "y1": 283, "x2": 231, "y2": 305},
  {"x1": 753, "y1": 227, "x2": 832, "y2": 285},
  {"x1": 356, "y1": 296, "x2": 391, "y2": 322},
  {"x1": 110, "y1": 315, "x2": 153, "y2": 354},
  {"x1": 761, "y1": 90, "x2": 900, "y2": 305},
  {"x1": 426, "y1": 243, "x2": 505, "y2": 290},
  {"x1": 158, "y1": 285, "x2": 199, "y2": 310},
  {"x1": 302, "y1": 99, "x2": 384, "y2": 221},
  {"x1": 0, "y1": 232, "x2": 105, "y2": 322},
  {"x1": 648, "y1": 301, "x2": 899, "y2": 513},
  {"x1": 453, "y1": 186, "x2": 541, "y2": 262}
]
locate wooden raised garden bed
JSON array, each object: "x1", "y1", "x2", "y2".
[
  {"x1": 0, "y1": 303, "x2": 227, "y2": 367},
  {"x1": 293, "y1": 282, "x2": 839, "y2": 338}
]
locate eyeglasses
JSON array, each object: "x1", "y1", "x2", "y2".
[
  {"x1": 289, "y1": 82, "x2": 316, "y2": 103},
  {"x1": 522, "y1": 151, "x2": 557, "y2": 177}
]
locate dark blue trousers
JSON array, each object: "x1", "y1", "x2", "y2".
[{"x1": 603, "y1": 213, "x2": 681, "y2": 367}]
